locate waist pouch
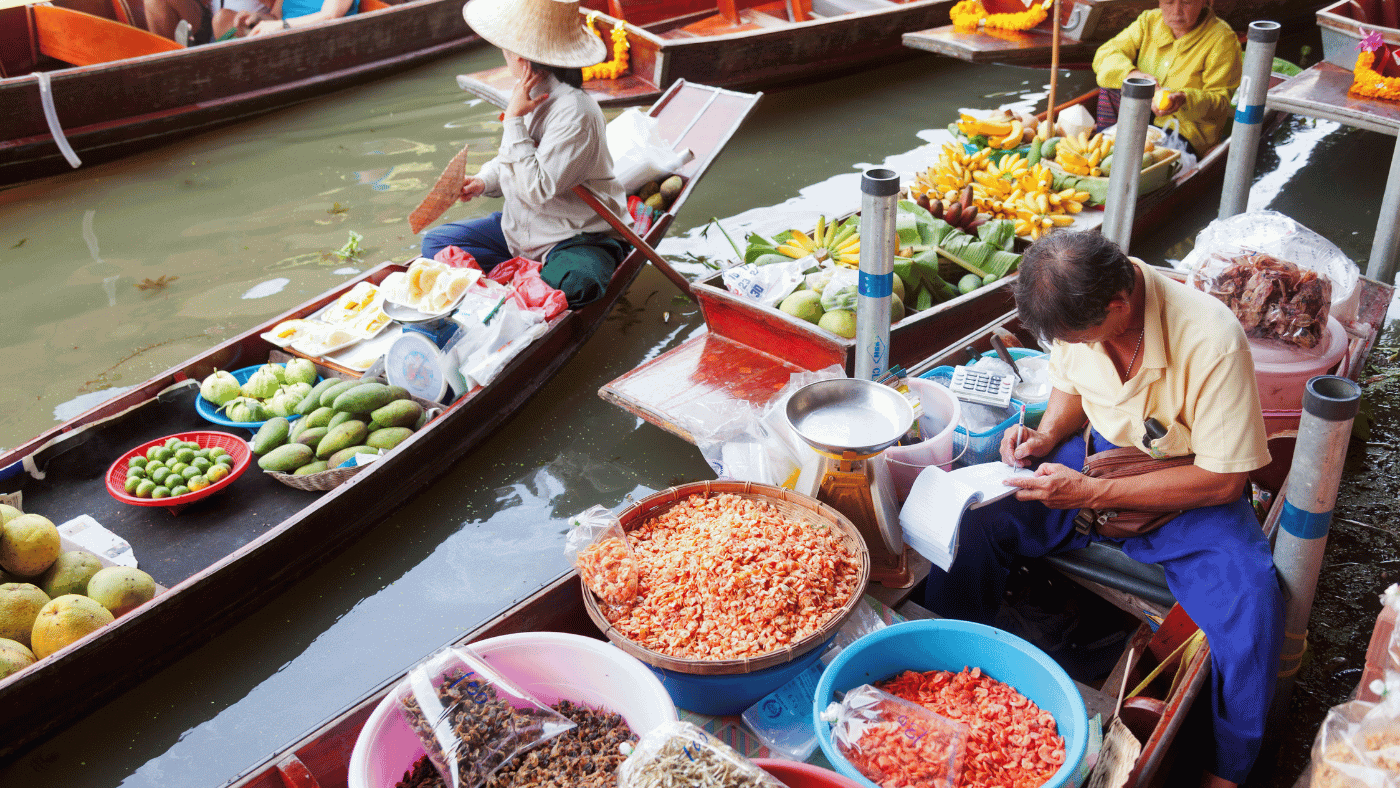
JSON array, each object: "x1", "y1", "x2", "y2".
[{"x1": 1072, "y1": 434, "x2": 1195, "y2": 538}]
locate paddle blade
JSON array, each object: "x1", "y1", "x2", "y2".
[
  {"x1": 409, "y1": 145, "x2": 470, "y2": 234},
  {"x1": 1087, "y1": 718, "x2": 1141, "y2": 788}
]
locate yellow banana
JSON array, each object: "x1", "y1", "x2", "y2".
[
  {"x1": 777, "y1": 243, "x2": 808, "y2": 259},
  {"x1": 789, "y1": 229, "x2": 815, "y2": 252},
  {"x1": 1051, "y1": 215, "x2": 1074, "y2": 226},
  {"x1": 813, "y1": 216, "x2": 825, "y2": 248}
]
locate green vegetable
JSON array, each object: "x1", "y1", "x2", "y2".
[
  {"x1": 958, "y1": 273, "x2": 983, "y2": 294},
  {"x1": 916, "y1": 286, "x2": 933, "y2": 312},
  {"x1": 1041, "y1": 137, "x2": 1060, "y2": 160}
]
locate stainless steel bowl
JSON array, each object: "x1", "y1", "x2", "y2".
[{"x1": 785, "y1": 378, "x2": 914, "y2": 456}]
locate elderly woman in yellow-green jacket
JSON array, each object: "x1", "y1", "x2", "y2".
[{"x1": 1092, "y1": 0, "x2": 1242, "y2": 157}]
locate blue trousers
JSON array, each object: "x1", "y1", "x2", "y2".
[
  {"x1": 421, "y1": 212, "x2": 626, "y2": 307},
  {"x1": 921, "y1": 431, "x2": 1283, "y2": 783}
]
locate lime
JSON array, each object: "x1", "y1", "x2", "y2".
[
  {"x1": 206, "y1": 465, "x2": 229, "y2": 483},
  {"x1": 152, "y1": 487, "x2": 170, "y2": 499},
  {"x1": 215, "y1": 454, "x2": 233, "y2": 466},
  {"x1": 195, "y1": 449, "x2": 211, "y2": 460},
  {"x1": 191, "y1": 457, "x2": 211, "y2": 472},
  {"x1": 170, "y1": 485, "x2": 190, "y2": 497},
  {"x1": 208, "y1": 447, "x2": 227, "y2": 460},
  {"x1": 145, "y1": 445, "x2": 162, "y2": 461},
  {"x1": 135, "y1": 480, "x2": 156, "y2": 498},
  {"x1": 168, "y1": 463, "x2": 188, "y2": 477},
  {"x1": 188, "y1": 476, "x2": 210, "y2": 491},
  {"x1": 174, "y1": 448, "x2": 195, "y2": 464},
  {"x1": 126, "y1": 465, "x2": 146, "y2": 477},
  {"x1": 150, "y1": 467, "x2": 170, "y2": 484},
  {"x1": 181, "y1": 466, "x2": 200, "y2": 480},
  {"x1": 124, "y1": 477, "x2": 141, "y2": 494},
  {"x1": 154, "y1": 447, "x2": 173, "y2": 462},
  {"x1": 164, "y1": 438, "x2": 181, "y2": 449},
  {"x1": 129, "y1": 457, "x2": 147, "y2": 469}
]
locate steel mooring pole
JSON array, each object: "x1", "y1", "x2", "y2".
[
  {"x1": 856, "y1": 168, "x2": 899, "y2": 382},
  {"x1": 1269, "y1": 375, "x2": 1362, "y2": 732},
  {"x1": 1219, "y1": 20, "x2": 1281, "y2": 220},
  {"x1": 1101, "y1": 77, "x2": 1154, "y2": 253}
]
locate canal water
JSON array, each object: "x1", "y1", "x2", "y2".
[{"x1": 0, "y1": 38, "x2": 1393, "y2": 788}]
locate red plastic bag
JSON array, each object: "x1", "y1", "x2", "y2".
[
  {"x1": 433, "y1": 245, "x2": 482, "y2": 271},
  {"x1": 486, "y1": 257, "x2": 568, "y2": 321},
  {"x1": 628, "y1": 195, "x2": 656, "y2": 236}
]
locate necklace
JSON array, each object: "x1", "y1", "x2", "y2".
[{"x1": 1124, "y1": 324, "x2": 1145, "y2": 378}]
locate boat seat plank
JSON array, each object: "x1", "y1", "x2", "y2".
[
  {"x1": 598, "y1": 331, "x2": 809, "y2": 444},
  {"x1": 3, "y1": 385, "x2": 318, "y2": 590},
  {"x1": 458, "y1": 64, "x2": 661, "y2": 108},
  {"x1": 33, "y1": 5, "x2": 180, "y2": 67},
  {"x1": 1267, "y1": 61, "x2": 1400, "y2": 136},
  {"x1": 902, "y1": 24, "x2": 1097, "y2": 65},
  {"x1": 811, "y1": 0, "x2": 896, "y2": 16}
]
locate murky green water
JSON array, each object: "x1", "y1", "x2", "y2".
[{"x1": 0, "y1": 36, "x2": 1393, "y2": 788}]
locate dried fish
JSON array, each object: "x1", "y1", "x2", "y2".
[
  {"x1": 617, "y1": 721, "x2": 785, "y2": 788},
  {"x1": 1198, "y1": 251, "x2": 1332, "y2": 348}
]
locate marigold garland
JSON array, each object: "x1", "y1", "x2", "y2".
[
  {"x1": 949, "y1": 0, "x2": 1048, "y2": 32},
  {"x1": 582, "y1": 12, "x2": 629, "y2": 81},
  {"x1": 1351, "y1": 49, "x2": 1400, "y2": 103}
]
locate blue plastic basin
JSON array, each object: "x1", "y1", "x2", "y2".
[
  {"x1": 646, "y1": 636, "x2": 833, "y2": 716},
  {"x1": 814, "y1": 620, "x2": 1088, "y2": 788}
]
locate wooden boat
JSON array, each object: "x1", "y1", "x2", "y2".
[
  {"x1": 598, "y1": 86, "x2": 1281, "y2": 440},
  {"x1": 0, "y1": 78, "x2": 759, "y2": 762},
  {"x1": 216, "y1": 274, "x2": 1400, "y2": 788},
  {"x1": 901, "y1": 0, "x2": 1326, "y2": 68},
  {"x1": 0, "y1": 0, "x2": 478, "y2": 187},
  {"x1": 1316, "y1": 0, "x2": 1400, "y2": 70},
  {"x1": 455, "y1": 0, "x2": 957, "y2": 107}
]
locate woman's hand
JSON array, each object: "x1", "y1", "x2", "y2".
[
  {"x1": 247, "y1": 17, "x2": 284, "y2": 35},
  {"x1": 459, "y1": 177, "x2": 485, "y2": 203},
  {"x1": 504, "y1": 67, "x2": 549, "y2": 120},
  {"x1": 1000, "y1": 425, "x2": 1057, "y2": 468},
  {"x1": 1006, "y1": 463, "x2": 1100, "y2": 509},
  {"x1": 1152, "y1": 90, "x2": 1186, "y2": 116}
]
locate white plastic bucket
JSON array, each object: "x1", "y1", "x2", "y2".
[
  {"x1": 347, "y1": 632, "x2": 678, "y2": 788},
  {"x1": 881, "y1": 378, "x2": 961, "y2": 502}
]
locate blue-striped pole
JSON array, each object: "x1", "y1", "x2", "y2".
[
  {"x1": 856, "y1": 168, "x2": 898, "y2": 382},
  {"x1": 1219, "y1": 20, "x2": 1281, "y2": 220},
  {"x1": 1270, "y1": 375, "x2": 1360, "y2": 728}
]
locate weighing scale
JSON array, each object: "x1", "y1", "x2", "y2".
[
  {"x1": 381, "y1": 302, "x2": 463, "y2": 403},
  {"x1": 786, "y1": 378, "x2": 917, "y2": 588}
]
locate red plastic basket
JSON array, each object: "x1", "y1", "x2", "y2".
[{"x1": 106, "y1": 431, "x2": 252, "y2": 507}]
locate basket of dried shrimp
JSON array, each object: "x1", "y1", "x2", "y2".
[{"x1": 580, "y1": 480, "x2": 870, "y2": 713}]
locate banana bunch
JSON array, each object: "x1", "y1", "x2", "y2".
[
  {"x1": 912, "y1": 143, "x2": 992, "y2": 202},
  {"x1": 969, "y1": 153, "x2": 1032, "y2": 219},
  {"x1": 776, "y1": 215, "x2": 860, "y2": 267},
  {"x1": 1055, "y1": 131, "x2": 1112, "y2": 177},
  {"x1": 1014, "y1": 186, "x2": 1093, "y2": 240},
  {"x1": 956, "y1": 114, "x2": 1027, "y2": 150}
]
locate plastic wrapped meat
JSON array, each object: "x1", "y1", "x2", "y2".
[{"x1": 1197, "y1": 252, "x2": 1332, "y2": 348}]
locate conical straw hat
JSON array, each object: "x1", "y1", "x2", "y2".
[{"x1": 464, "y1": 0, "x2": 607, "y2": 69}]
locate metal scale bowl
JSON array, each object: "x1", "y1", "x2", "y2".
[
  {"x1": 786, "y1": 378, "x2": 916, "y2": 587},
  {"x1": 381, "y1": 301, "x2": 461, "y2": 404}
]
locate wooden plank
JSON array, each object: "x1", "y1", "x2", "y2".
[
  {"x1": 1267, "y1": 61, "x2": 1400, "y2": 136},
  {"x1": 902, "y1": 23, "x2": 1097, "y2": 65},
  {"x1": 32, "y1": 5, "x2": 180, "y2": 66}
]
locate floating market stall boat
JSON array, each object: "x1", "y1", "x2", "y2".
[
  {"x1": 901, "y1": 0, "x2": 1325, "y2": 67},
  {"x1": 0, "y1": 0, "x2": 478, "y2": 187},
  {"x1": 456, "y1": 0, "x2": 957, "y2": 107},
  {"x1": 0, "y1": 79, "x2": 759, "y2": 762}
]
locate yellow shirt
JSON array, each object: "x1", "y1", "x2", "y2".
[
  {"x1": 1048, "y1": 261, "x2": 1270, "y2": 475},
  {"x1": 1093, "y1": 9, "x2": 1242, "y2": 155}
]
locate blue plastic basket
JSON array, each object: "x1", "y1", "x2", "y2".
[
  {"x1": 921, "y1": 366, "x2": 1023, "y2": 467},
  {"x1": 644, "y1": 636, "x2": 833, "y2": 716},
  {"x1": 194, "y1": 365, "x2": 321, "y2": 430}
]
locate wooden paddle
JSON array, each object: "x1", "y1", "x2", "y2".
[
  {"x1": 1047, "y1": 0, "x2": 1060, "y2": 134},
  {"x1": 1089, "y1": 647, "x2": 1142, "y2": 788},
  {"x1": 572, "y1": 184, "x2": 695, "y2": 300}
]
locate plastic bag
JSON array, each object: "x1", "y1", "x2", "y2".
[
  {"x1": 564, "y1": 504, "x2": 640, "y2": 607},
  {"x1": 433, "y1": 245, "x2": 483, "y2": 270},
  {"x1": 1178, "y1": 211, "x2": 1360, "y2": 334},
  {"x1": 617, "y1": 720, "x2": 787, "y2": 788},
  {"x1": 453, "y1": 299, "x2": 548, "y2": 389},
  {"x1": 1156, "y1": 117, "x2": 1197, "y2": 173},
  {"x1": 606, "y1": 107, "x2": 694, "y2": 195},
  {"x1": 822, "y1": 684, "x2": 969, "y2": 788},
  {"x1": 485, "y1": 257, "x2": 569, "y2": 320},
  {"x1": 722, "y1": 259, "x2": 806, "y2": 307},
  {"x1": 395, "y1": 645, "x2": 576, "y2": 788},
  {"x1": 820, "y1": 266, "x2": 859, "y2": 312}
]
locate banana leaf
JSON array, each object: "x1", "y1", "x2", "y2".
[
  {"x1": 959, "y1": 240, "x2": 994, "y2": 274},
  {"x1": 985, "y1": 250, "x2": 1021, "y2": 279},
  {"x1": 977, "y1": 219, "x2": 1016, "y2": 252},
  {"x1": 896, "y1": 212, "x2": 922, "y2": 246}
]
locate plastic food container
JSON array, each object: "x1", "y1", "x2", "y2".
[
  {"x1": 1251, "y1": 315, "x2": 1349, "y2": 414},
  {"x1": 346, "y1": 631, "x2": 678, "y2": 788},
  {"x1": 882, "y1": 378, "x2": 961, "y2": 502},
  {"x1": 920, "y1": 367, "x2": 1025, "y2": 467},
  {"x1": 754, "y1": 758, "x2": 865, "y2": 788},
  {"x1": 814, "y1": 619, "x2": 1089, "y2": 788}
]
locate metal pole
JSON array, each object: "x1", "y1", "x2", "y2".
[
  {"x1": 856, "y1": 168, "x2": 898, "y2": 381},
  {"x1": 1219, "y1": 20, "x2": 1281, "y2": 220},
  {"x1": 1269, "y1": 375, "x2": 1361, "y2": 732},
  {"x1": 1365, "y1": 136, "x2": 1400, "y2": 284},
  {"x1": 1101, "y1": 77, "x2": 1153, "y2": 253}
]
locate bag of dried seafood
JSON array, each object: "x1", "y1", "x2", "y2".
[
  {"x1": 565, "y1": 504, "x2": 641, "y2": 607},
  {"x1": 616, "y1": 720, "x2": 787, "y2": 788}
]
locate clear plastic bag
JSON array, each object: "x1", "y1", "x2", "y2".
[
  {"x1": 722, "y1": 259, "x2": 806, "y2": 307},
  {"x1": 824, "y1": 684, "x2": 969, "y2": 788},
  {"x1": 564, "y1": 504, "x2": 640, "y2": 607},
  {"x1": 395, "y1": 645, "x2": 576, "y2": 788},
  {"x1": 1178, "y1": 211, "x2": 1361, "y2": 343},
  {"x1": 617, "y1": 720, "x2": 787, "y2": 788}
]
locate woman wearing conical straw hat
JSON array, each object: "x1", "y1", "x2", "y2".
[{"x1": 420, "y1": 0, "x2": 629, "y2": 306}]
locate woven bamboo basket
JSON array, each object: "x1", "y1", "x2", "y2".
[
  {"x1": 581, "y1": 480, "x2": 871, "y2": 676},
  {"x1": 265, "y1": 463, "x2": 366, "y2": 492}
]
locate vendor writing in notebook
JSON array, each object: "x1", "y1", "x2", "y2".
[{"x1": 920, "y1": 231, "x2": 1282, "y2": 788}]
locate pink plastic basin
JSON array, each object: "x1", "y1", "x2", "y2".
[
  {"x1": 347, "y1": 631, "x2": 678, "y2": 788},
  {"x1": 755, "y1": 758, "x2": 866, "y2": 788},
  {"x1": 1252, "y1": 315, "x2": 1348, "y2": 413}
]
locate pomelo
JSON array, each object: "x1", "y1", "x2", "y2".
[
  {"x1": 819, "y1": 309, "x2": 858, "y2": 338},
  {"x1": 86, "y1": 567, "x2": 157, "y2": 617},
  {"x1": 0, "y1": 583, "x2": 50, "y2": 648},
  {"x1": 779, "y1": 290, "x2": 824, "y2": 324},
  {"x1": 0, "y1": 514, "x2": 60, "y2": 578},
  {"x1": 892, "y1": 273, "x2": 907, "y2": 303},
  {"x1": 891, "y1": 293, "x2": 905, "y2": 323},
  {"x1": 0, "y1": 637, "x2": 35, "y2": 678},
  {"x1": 0, "y1": 504, "x2": 21, "y2": 526},
  {"x1": 30, "y1": 595, "x2": 114, "y2": 659},
  {"x1": 38, "y1": 551, "x2": 104, "y2": 599}
]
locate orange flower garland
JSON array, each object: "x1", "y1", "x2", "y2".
[
  {"x1": 1351, "y1": 49, "x2": 1400, "y2": 103},
  {"x1": 949, "y1": 0, "x2": 1049, "y2": 32},
  {"x1": 582, "y1": 12, "x2": 629, "y2": 82}
]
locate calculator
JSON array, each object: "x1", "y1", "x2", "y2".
[{"x1": 948, "y1": 365, "x2": 1015, "y2": 408}]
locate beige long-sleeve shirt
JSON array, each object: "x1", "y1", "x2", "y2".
[{"x1": 476, "y1": 74, "x2": 627, "y2": 262}]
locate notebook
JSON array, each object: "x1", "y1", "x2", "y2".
[{"x1": 898, "y1": 462, "x2": 1035, "y2": 570}]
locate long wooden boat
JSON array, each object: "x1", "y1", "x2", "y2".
[
  {"x1": 901, "y1": 0, "x2": 1326, "y2": 68},
  {"x1": 0, "y1": 79, "x2": 759, "y2": 762},
  {"x1": 0, "y1": 0, "x2": 478, "y2": 187},
  {"x1": 598, "y1": 86, "x2": 1281, "y2": 440},
  {"x1": 456, "y1": 0, "x2": 957, "y2": 107}
]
